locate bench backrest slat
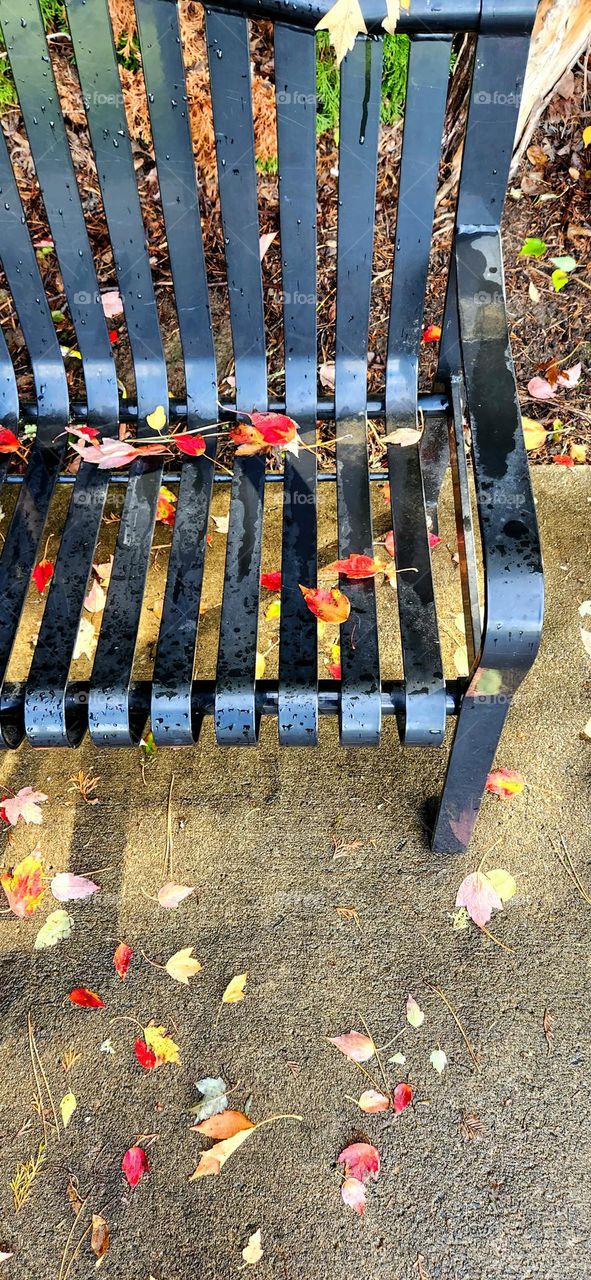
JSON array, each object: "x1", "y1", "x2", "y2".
[
  {"x1": 135, "y1": 0, "x2": 218, "y2": 429},
  {"x1": 0, "y1": 127, "x2": 68, "y2": 433},
  {"x1": 65, "y1": 0, "x2": 168, "y2": 428},
  {"x1": 274, "y1": 22, "x2": 319, "y2": 743},
  {"x1": 334, "y1": 37, "x2": 383, "y2": 746},
  {"x1": 0, "y1": 0, "x2": 118, "y2": 431}
]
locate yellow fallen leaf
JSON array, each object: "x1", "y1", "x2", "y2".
[
  {"x1": 255, "y1": 651, "x2": 266, "y2": 679},
  {"x1": 521, "y1": 416, "x2": 547, "y2": 451},
  {"x1": 147, "y1": 404, "x2": 166, "y2": 432},
  {"x1": 583, "y1": 125, "x2": 591, "y2": 147},
  {"x1": 315, "y1": 0, "x2": 366, "y2": 67},
  {"x1": 222, "y1": 972, "x2": 248, "y2": 1004},
  {"x1": 486, "y1": 868, "x2": 517, "y2": 902},
  {"x1": 570, "y1": 443, "x2": 587, "y2": 463},
  {"x1": 265, "y1": 599, "x2": 281, "y2": 622},
  {"x1": 242, "y1": 1229, "x2": 263, "y2": 1266},
  {"x1": 165, "y1": 946, "x2": 202, "y2": 986},
  {"x1": 382, "y1": 0, "x2": 409, "y2": 33},
  {"x1": 144, "y1": 1022, "x2": 181, "y2": 1065},
  {"x1": 453, "y1": 645, "x2": 469, "y2": 676},
  {"x1": 189, "y1": 1126, "x2": 254, "y2": 1179},
  {"x1": 60, "y1": 1090, "x2": 77, "y2": 1129}
]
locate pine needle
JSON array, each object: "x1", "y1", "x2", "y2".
[{"x1": 424, "y1": 980, "x2": 480, "y2": 1073}]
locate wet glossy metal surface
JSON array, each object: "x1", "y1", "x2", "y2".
[{"x1": 0, "y1": 0, "x2": 542, "y2": 854}]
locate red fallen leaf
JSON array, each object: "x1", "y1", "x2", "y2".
[
  {"x1": 71, "y1": 425, "x2": 100, "y2": 440},
  {"x1": 108, "y1": 329, "x2": 119, "y2": 345},
  {"x1": 385, "y1": 530, "x2": 395, "y2": 557},
  {"x1": 261, "y1": 571, "x2": 282, "y2": 592},
  {"x1": 32, "y1": 559, "x2": 54, "y2": 594},
  {"x1": 393, "y1": 1082, "x2": 413, "y2": 1114},
  {"x1": 0, "y1": 427, "x2": 20, "y2": 453},
  {"x1": 248, "y1": 411, "x2": 297, "y2": 448},
  {"x1": 135, "y1": 1038, "x2": 158, "y2": 1070},
  {"x1": 69, "y1": 987, "x2": 105, "y2": 1008},
  {"x1": 113, "y1": 941, "x2": 133, "y2": 979},
  {"x1": 299, "y1": 585, "x2": 351, "y2": 624},
  {"x1": 156, "y1": 490, "x2": 176, "y2": 525},
  {"x1": 327, "y1": 662, "x2": 341, "y2": 680},
  {"x1": 422, "y1": 324, "x2": 441, "y2": 342},
  {"x1": 429, "y1": 532, "x2": 443, "y2": 549},
  {"x1": 485, "y1": 768, "x2": 524, "y2": 798},
  {"x1": 326, "y1": 553, "x2": 385, "y2": 580},
  {"x1": 175, "y1": 432, "x2": 206, "y2": 456},
  {"x1": 121, "y1": 1145, "x2": 150, "y2": 1188},
  {"x1": 338, "y1": 1142, "x2": 380, "y2": 1183},
  {"x1": 382, "y1": 482, "x2": 391, "y2": 505},
  {"x1": 553, "y1": 455, "x2": 575, "y2": 467}
]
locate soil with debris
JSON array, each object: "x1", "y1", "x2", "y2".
[{"x1": 0, "y1": 469, "x2": 590, "y2": 1280}]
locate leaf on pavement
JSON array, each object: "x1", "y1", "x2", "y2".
[
  {"x1": 1, "y1": 852, "x2": 46, "y2": 917},
  {"x1": 341, "y1": 1176, "x2": 367, "y2": 1215},
  {"x1": 357, "y1": 1089, "x2": 390, "y2": 1113},
  {"x1": 393, "y1": 1082, "x2": 413, "y2": 1113},
  {"x1": 34, "y1": 909, "x2": 74, "y2": 950},
  {"x1": 242, "y1": 1228, "x2": 263, "y2": 1265},
  {"x1": 485, "y1": 768, "x2": 524, "y2": 798},
  {"x1": 337, "y1": 1142, "x2": 380, "y2": 1182},
  {"x1": 144, "y1": 1023, "x2": 180, "y2": 1065},
  {"x1": 521, "y1": 417, "x2": 547, "y2": 450},
  {"x1": 157, "y1": 882, "x2": 194, "y2": 910},
  {"x1": 121, "y1": 1145, "x2": 150, "y2": 1187},
  {"x1": 1, "y1": 787, "x2": 48, "y2": 826},
  {"x1": 192, "y1": 1110, "x2": 255, "y2": 1140},
  {"x1": 485, "y1": 868, "x2": 517, "y2": 902},
  {"x1": 222, "y1": 973, "x2": 248, "y2": 1004},
  {"x1": 113, "y1": 942, "x2": 133, "y2": 979},
  {"x1": 60, "y1": 1091, "x2": 77, "y2": 1129},
  {"x1": 69, "y1": 987, "x2": 105, "y2": 1008},
  {"x1": 91, "y1": 1212, "x2": 110, "y2": 1264},
  {"x1": 189, "y1": 1127, "x2": 254, "y2": 1179},
  {"x1": 165, "y1": 946, "x2": 203, "y2": 986},
  {"x1": 50, "y1": 872, "x2": 99, "y2": 902},
  {"x1": 430, "y1": 1049, "x2": 448, "y2": 1075},
  {"x1": 455, "y1": 871, "x2": 503, "y2": 928},
  {"x1": 406, "y1": 995, "x2": 425, "y2": 1028},
  {"x1": 191, "y1": 1077, "x2": 228, "y2": 1122},
  {"x1": 328, "y1": 1030, "x2": 375, "y2": 1063}
]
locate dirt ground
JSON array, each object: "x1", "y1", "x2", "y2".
[{"x1": 0, "y1": 467, "x2": 590, "y2": 1280}]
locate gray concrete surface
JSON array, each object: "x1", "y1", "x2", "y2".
[{"x1": 0, "y1": 468, "x2": 590, "y2": 1280}]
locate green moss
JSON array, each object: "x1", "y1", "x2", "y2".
[{"x1": 316, "y1": 32, "x2": 410, "y2": 137}]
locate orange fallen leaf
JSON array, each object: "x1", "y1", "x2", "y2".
[
  {"x1": 0, "y1": 852, "x2": 46, "y2": 917},
  {"x1": 326, "y1": 554, "x2": 385, "y2": 580},
  {"x1": 299, "y1": 585, "x2": 350, "y2": 624},
  {"x1": 191, "y1": 1110, "x2": 254, "y2": 1140},
  {"x1": 485, "y1": 768, "x2": 524, "y2": 798},
  {"x1": 189, "y1": 1126, "x2": 254, "y2": 1179},
  {"x1": 357, "y1": 1089, "x2": 390, "y2": 1113}
]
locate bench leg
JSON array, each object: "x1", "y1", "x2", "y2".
[{"x1": 431, "y1": 694, "x2": 509, "y2": 854}]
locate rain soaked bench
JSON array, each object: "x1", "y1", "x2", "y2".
[{"x1": 0, "y1": 0, "x2": 543, "y2": 852}]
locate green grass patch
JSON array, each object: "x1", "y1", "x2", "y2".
[{"x1": 316, "y1": 32, "x2": 410, "y2": 137}]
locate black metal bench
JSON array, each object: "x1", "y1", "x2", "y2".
[{"x1": 0, "y1": 0, "x2": 544, "y2": 853}]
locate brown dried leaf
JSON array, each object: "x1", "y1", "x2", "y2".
[
  {"x1": 543, "y1": 1008, "x2": 554, "y2": 1055},
  {"x1": 191, "y1": 1110, "x2": 254, "y2": 1140},
  {"x1": 91, "y1": 1213, "x2": 110, "y2": 1265}
]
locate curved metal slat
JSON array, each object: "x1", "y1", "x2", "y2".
[
  {"x1": 134, "y1": 0, "x2": 219, "y2": 746},
  {"x1": 334, "y1": 36, "x2": 382, "y2": 747},
  {"x1": 0, "y1": 0, "x2": 124, "y2": 746},
  {"x1": 63, "y1": 0, "x2": 169, "y2": 746},
  {"x1": 385, "y1": 36, "x2": 449, "y2": 746},
  {"x1": 205, "y1": 9, "x2": 267, "y2": 746},
  {"x1": 274, "y1": 22, "x2": 318, "y2": 746}
]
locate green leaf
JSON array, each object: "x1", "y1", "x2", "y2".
[
  {"x1": 34, "y1": 909, "x2": 74, "y2": 950},
  {"x1": 429, "y1": 1049, "x2": 448, "y2": 1075},
  {"x1": 51, "y1": 309, "x2": 66, "y2": 323},
  {"x1": 551, "y1": 269, "x2": 570, "y2": 293},
  {"x1": 486, "y1": 868, "x2": 517, "y2": 903},
  {"x1": 388, "y1": 1051, "x2": 406, "y2": 1065},
  {"x1": 519, "y1": 237, "x2": 547, "y2": 258},
  {"x1": 550, "y1": 256, "x2": 576, "y2": 273}
]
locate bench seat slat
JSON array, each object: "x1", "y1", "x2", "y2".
[
  {"x1": 135, "y1": 0, "x2": 219, "y2": 745},
  {"x1": 385, "y1": 37, "x2": 449, "y2": 746},
  {"x1": 334, "y1": 38, "x2": 383, "y2": 747},
  {"x1": 275, "y1": 23, "x2": 319, "y2": 746},
  {"x1": 206, "y1": 10, "x2": 267, "y2": 745}
]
